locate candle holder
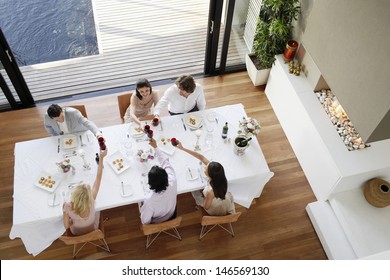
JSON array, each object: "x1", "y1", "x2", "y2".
[
  {"x1": 194, "y1": 129, "x2": 201, "y2": 151},
  {"x1": 78, "y1": 149, "x2": 91, "y2": 170}
]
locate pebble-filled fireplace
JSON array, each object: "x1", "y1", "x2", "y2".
[{"x1": 315, "y1": 89, "x2": 369, "y2": 151}]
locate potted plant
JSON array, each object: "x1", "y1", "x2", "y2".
[{"x1": 246, "y1": 0, "x2": 300, "y2": 86}]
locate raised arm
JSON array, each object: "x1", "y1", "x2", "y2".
[
  {"x1": 91, "y1": 149, "x2": 107, "y2": 200},
  {"x1": 175, "y1": 141, "x2": 209, "y2": 165}
]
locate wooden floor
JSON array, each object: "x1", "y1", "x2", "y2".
[
  {"x1": 0, "y1": 0, "x2": 247, "y2": 106},
  {"x1": 0, "y1": 71, "x2": 327, "y2": 260}
]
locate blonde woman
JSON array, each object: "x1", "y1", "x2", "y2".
[{"x1": 62, "y1": 149, "x2": 107, "y2": 235}]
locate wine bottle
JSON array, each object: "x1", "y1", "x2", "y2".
[
  {"x1": 222, "y1": 122, "x2": 228, "y2": 139},
  {"x1": 238, "y1": 137, "x2": 252, "y2": 147}
]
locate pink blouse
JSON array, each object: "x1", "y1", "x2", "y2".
[{"x1": 63, "y1": 200, "x2": 100, "y2": 236}]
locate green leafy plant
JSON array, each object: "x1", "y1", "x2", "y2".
[{"x1": 252, "y1": 0, "x2": 300, "y2": 69}]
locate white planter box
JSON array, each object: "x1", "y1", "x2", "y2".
[{"x1": 245, "y1": 54, "x2": 270, "y2": 86}]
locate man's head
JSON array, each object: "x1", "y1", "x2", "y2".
[
  {"x1": 175, "y1": 75, "x2": 196, "y2": 97},
  {"x1": 47, "y1": 104, "x2": 64, "y2": 122},
  {"x1": 148, "y1": 165, "x2": 168, "y2": 193}
]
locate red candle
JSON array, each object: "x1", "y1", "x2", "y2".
[
  {"x1": 283, "y1": 40, "x2": 299, "y2": 62},
  {"x1": 144, "y1": 125, "x2": 150, "y2": 133},
  {"x1": 147, "y1": 129, "x2": 154, "y2": 139}
]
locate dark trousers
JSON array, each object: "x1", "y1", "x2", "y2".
[{"x1": 169, "y1": 104, "x2": 199, "y2": 116}]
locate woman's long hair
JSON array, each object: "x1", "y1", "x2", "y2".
[
  {"x1": 71, "y1": 184, "x2": 93, "y2": 215},
  {"x1": 207, "y1": 162, "x2": 227, "y2": 199}
]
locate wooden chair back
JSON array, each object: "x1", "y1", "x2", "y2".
[
  {"x1": 199, "y1": 212, "x2": 242, "y2": 239},
  {"x1": 59, "y1": 216, "x2": 110, "y2": 258},
  {"x1": 117, "y1": 93, "x2": 132, "y2": 122},
  {"x1": 67, "y1": 105, "x2": 88, "y2": 118},
  {"x1": 140, "y1": 216, "x2": 182, "y2": 249}
]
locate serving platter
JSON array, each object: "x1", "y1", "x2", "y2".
[
  {"x1": 34, "y1": 171, "x2": 62, "y2": 193},
  {"x1": 157, "y1": 136, "x2": 176, "y2": 155},
  {"x1": 61, "y1": 134, "x2": 78, "y2": 149},
  {"x1": 107, "y1": 150, "x2": 131, "y2": 174},
  {"x1": 186, "y1": 115, "x2": 203, "y2": 129}
]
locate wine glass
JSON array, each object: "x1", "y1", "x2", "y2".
[{"x1": 204, "y1": 125, "x2": 214, "y2": 148}]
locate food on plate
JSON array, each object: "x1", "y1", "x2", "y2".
[
  {"x1": 65, "y1": 138, "x2": 73, "y2": 145},
  {"x1": 134, "y1": 127, "x2": 143, "y2": 133},
  {"x1": 38, "y1": 175, "x2": 55, "y2": 188},
  {"x1": 112, "y1": 158, "x2": 125, "y2": 171},
  {"x1": 188, "y1": 116, "x2": 196, "y2": 126},
  {"x1": 160, "y1": 138, "x2": 172, "y2": 145}
]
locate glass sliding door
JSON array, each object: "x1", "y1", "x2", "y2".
[
  {"x1": 205, "y1": 0, "x2": 251, "y2": 74},
  {"x1": 0, "y1": 28, "x2": 34, "y2": 110}
]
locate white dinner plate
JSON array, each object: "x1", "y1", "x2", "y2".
[
  {"x1": 34, "y1": 171, "x2": 62, "y2": 193},
  {"x1": 107, "y1": 150, "x2": 131, "y2": 175},
  {"x1": 61, "y1": 134, "x2": 78, "y2": 149},
  {"x1": 47, "y1": 192, "x2": 62, "y2": 207},
  {"x1": 186, "y1": 115, "x2": 203, "y2": 129},
  {"x1": 128, "y1": 123, "x2": 145, "y2": 138},
  {"x1": 157, "y1": 136, "x2": 176, "y2": 155},
  {"x1": 120, "y1": 183, "x2": 133, "y2": 197},
  {"x1": 206, "y1": 112, "x2": 217, "y2": 122},
  {"x1": 185, "y1": 167, "x2": 199, "y2": 181}
]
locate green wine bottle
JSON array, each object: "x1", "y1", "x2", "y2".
[{"x1": 222, "y1": 122, "x2": 228, "y2": 139}]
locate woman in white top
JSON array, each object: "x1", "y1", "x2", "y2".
[
  {"x1": 153, "y1": 75, "x2": 206, "y2": 119},
  {"x1": 175, "y1": 141, "x2": 235, "y2": 216}
]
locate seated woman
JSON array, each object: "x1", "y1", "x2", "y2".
[
  {"x1": 62, "y1": 149, "x2": 107, "y2": 235},
  {"x1": 124, "y1": 79, "x2": 159, "y2": 126},
  {"x1": 175, "y1": 141, "x2": 235, "y2": 216}
]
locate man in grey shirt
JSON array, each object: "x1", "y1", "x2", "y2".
[{"x1": 44, "y1": 104, "x2": 101, "y2": 137}]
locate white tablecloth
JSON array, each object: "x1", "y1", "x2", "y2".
[{"x1": 10, "y1": 104, "x2": 273, "y2": 255}]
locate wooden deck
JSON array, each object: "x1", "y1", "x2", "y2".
[{"x1": 1, "y1": 0, "x2": 247, "y2": 107}]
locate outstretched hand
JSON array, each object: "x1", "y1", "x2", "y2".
[{"x1": 149, "y1": 138, "x2": 157, "y2": 148}]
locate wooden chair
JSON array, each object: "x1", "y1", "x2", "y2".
[
  {"x1": 59, "y1": 216, "x2": 110, "y2": 258},
  {"x1": 140, "y1": 216, "x2": 182, "y2": 249},
  {"x1": 199, "y1": 212, "x2": 242, "y2": 240},
  {"x1": 117, "y1": 93, "x2": 131, "y2": 123},
  {"x1": 67, "y1": 105, "x2": 88, "y2": 118}
]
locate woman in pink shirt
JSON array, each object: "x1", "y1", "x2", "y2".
[{"x1": 62, "y1": 150, "x2": 107, "y2": 235}]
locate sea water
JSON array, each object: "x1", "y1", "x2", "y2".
[{"x1": 0, "y1": 0, "x2": 98, "y2": 66}]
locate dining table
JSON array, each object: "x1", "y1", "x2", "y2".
[{"x1": 10, "y1": 103, "x2": 274, "y2": 256}]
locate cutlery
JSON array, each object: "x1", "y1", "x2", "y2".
[
  {"x1": 57, "y1": 138, "x2": 60, "y2": 153},
  {"x1": 53, "y1": 192, "x2": 56, "y2": 206},
  {"x1": 215, "y1": 117, "x2": 219, "y2": 124},
  {"x1": 188, "y1": 167, "x2": 193, "y2": 179},
  {"x1": 181, "y1": 118, "x2": 187, "y2": 131},
  {"x1": 160, "y1": 120, "x2": 163, "y2": 131},
  {"x1": 198, "y1": 168, "x2": 204, "y2": 184},
  {"x1": 87, "y1": 134, "x2": 91, "y2": 143},
  {"x1": 126, "y1": 132, "x2": 130, "y2": 138},
  {"x1": 80, "y1": 135, "x2": 85, "y2": 146},
  {"x1": 121, "y1": 181, "x2": 125, "y2": 196}
]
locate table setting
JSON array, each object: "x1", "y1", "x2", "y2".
[{"x1": 10, "y1": 103, "x2": 274, "y2": 256}]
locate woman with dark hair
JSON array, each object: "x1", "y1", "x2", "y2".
[
  {"x1": 175, "y1": 142, "x2": 235, "y2": 216},
  {"x1": 139, "y1": 138, "x2": 177, "y2": 224},
  {"x1": 124, "y1": 78, "x2": 159, "y2": 125}
]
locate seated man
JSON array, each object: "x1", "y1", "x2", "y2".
[
  {"x1": 139, "y1": 138, "x2": 177, "y2": 224},
  {"x1": 44, "y1": 104, "x2": 101, "y2": 137},
  {"x1": 153, "y1": 75, "x2": 206, "y2": 118}
]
